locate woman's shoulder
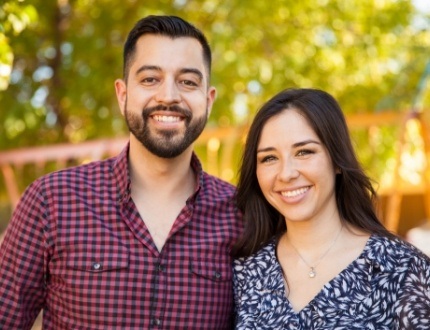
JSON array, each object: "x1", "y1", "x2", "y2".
[
  {"x1": 368, "y1": 234, "x2": 430, "y2": 270},
  {"x1": 233, "y1": 238, "x2": 284, "y2": 295},
  {"x1": 233, "y1": 238, "x2": 277, "y2": 274}
]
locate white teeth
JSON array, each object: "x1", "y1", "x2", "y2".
[
  {"x1": 153, "y1": 115, "x2": 181, "y2": 123},
  {"x1": 281, "y1": 187, "x2": 309, "y2": 198}
]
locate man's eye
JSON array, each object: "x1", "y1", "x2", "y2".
[
  {"x1": 181, "y1": 80, "x2": 198, "y2": 87},
  {"x1": 141, "y1": 77, "x2": 157, "y2": 84}
]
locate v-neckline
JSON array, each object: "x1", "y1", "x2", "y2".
[{"x1": 273, "y1": 234, "x2": 374, "y2": 315}]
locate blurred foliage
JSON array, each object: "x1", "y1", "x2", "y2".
[
  {"x1": 0, "y1": 0, "x2": 38, "y2": 90},
  {"x1": 1, "y1": 0, "x2": 430, "y2": 184}
]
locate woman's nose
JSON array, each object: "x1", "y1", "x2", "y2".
[{"x1": 278, "y1": 158, "x2": 300, "y2": 182}]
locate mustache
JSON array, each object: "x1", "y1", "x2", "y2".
[{"x1": 142, "y1": 105, "x2": 192, "y2": 120}]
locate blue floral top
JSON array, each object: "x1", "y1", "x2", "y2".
[{"x1": 233, "y1": 234, "x2": 430, "y2": 329}]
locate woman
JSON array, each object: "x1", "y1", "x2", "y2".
[{"x1": 233, "y1": 88, "x2": 430, "y2": 329}]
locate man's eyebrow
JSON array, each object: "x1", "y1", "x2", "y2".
[
  {"x1": 134, "y1": 65, "x2": 161, "y2": 76},
  {"x1": 134, "y1": 66, "x2": 203, "y2": 82},
  {"x1": 180, "y1": 68, "x2": 203, "y2": 81}
]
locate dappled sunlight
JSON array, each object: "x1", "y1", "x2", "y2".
[
  {"x1": 399, "y1": 146, "x2": 426, "y2": 186},
  {"x1": 381, "y1": 117, "x2": 428, "y2": 190},
  {"x1": 1, "y1": 0, "x2": 430, "y2": 248}
]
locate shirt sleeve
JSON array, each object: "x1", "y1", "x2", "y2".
[
  {"x1": 397, "y1": 255, "x2": 430, "y2": 328},
  {"x1": 0, "y1": 179, "x2": 48, "y2": 329}
]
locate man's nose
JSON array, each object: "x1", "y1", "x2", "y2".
[{"x1": 154, "y1": 78, "x2": 181, "y2": 104}]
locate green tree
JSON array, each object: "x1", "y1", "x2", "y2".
[
  {"x1": 0, "y1": 0, "x2": 37, "y2": 90},
  {"x1": 1, "y1": 0, "x2": 429, "y2": 182}
]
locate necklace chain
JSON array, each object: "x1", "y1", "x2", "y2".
[{"x1": 288, "y1": 225, "x2": 343, "y2": 279}]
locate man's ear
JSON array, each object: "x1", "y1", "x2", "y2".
[
  {"x1": 115, "y1": 79, "x2": 127, "y2": 116},
  {"x1": 206, "y1": 86, "x2": 217, "y2": 118}
]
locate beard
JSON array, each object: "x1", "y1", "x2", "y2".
[{"x1": 124, "y1": 101, "x2": 208, "y2": 158}]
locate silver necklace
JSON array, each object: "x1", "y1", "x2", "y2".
[{"x1": 287, "y1": 225, "x2": 343, "y2": 279}]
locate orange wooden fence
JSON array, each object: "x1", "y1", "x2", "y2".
[{"x1": 1, "y1": 111, "x2": 430, "y2": 236}]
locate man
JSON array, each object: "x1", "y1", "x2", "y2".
[{"x1": 0, "y1": 15, "x2": 242, "y2": 329}]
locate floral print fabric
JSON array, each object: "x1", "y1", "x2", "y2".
[{"x1": 233, "y1": 234, "x2": 430, "y2": 329}]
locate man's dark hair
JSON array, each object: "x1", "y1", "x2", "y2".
[{"x1": 123, "y1": 15, "x2": 212, "y2": 81}]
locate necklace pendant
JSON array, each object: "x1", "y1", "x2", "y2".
[{"x1": 309, "y1": 267, "x2": 316, "y2": 278}]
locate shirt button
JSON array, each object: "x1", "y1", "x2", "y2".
[
  {"x1": 93, "y1": 262, "x2": 101, "y2": 270},
  {"x1": 214, "y1": 271, "x2": 221, "y2": 279},
  {"x1": 158, "y1": 264, "x2": 165, "y2": 272},
  {"x1": 152, "y1": 318, "x2": 162, "y2": 326}
]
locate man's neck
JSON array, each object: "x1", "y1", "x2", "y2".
[
  {"x1": 127, "y1": 138, "x2": 197, "y2": 251},
  {"x1": 128, "y1": 137, "x2": 196, "y2": 195}
]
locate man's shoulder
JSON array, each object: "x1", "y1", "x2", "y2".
[
  {"x1": 204, "y1": 173, "x2": 236, "y2": 191},
  {"x1": 200, "y1": 171, "x2": 237, "y2": 200},
  {"x1": 34, "y1": 156, "x2": 116, "y2": 191}
]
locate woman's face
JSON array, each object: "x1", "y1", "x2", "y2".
[{"x1": 255, "y1": 108, "x2": 338, "y2": 225}]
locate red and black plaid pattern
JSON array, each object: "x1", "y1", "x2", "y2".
[{"x1": 0, "y1": 145, "x2": 243, "y2": 329}]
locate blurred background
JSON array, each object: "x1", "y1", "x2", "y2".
[{"x1": 1, "y1": 0, "x2": 430, "y2": 241}]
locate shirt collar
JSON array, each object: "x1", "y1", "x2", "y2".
[
  {"x1": 112, "y1": 142, "x2": 204, "y2": 204},
  {"x1": 112, "y1": 143, "x2": 131, "y2": 203},
  {"x1": 189, "y1": 152, "x2": 204, "y2": 202}
]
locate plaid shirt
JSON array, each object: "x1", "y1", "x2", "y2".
[{"x1": 0, "y1": 144, "x2": 242, "y2": 329}]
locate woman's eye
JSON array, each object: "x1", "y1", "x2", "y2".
[
  {"x1": 297, "y1": 149, "x2": 314, "y2": 157},
  {"x1": 259, "y1": 155, "x2": 276, "y2": 163}
]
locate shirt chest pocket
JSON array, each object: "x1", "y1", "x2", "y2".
[
  {"x1": 66, "y1": 244, "x2": 130, "y2": 273},
  {"x1": 190, "y1": 258, "x2": 232, "y2": 282}
]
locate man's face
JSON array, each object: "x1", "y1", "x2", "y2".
[{"x1": 115, "y1": 35, "x2": 216, "y2": 158}]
